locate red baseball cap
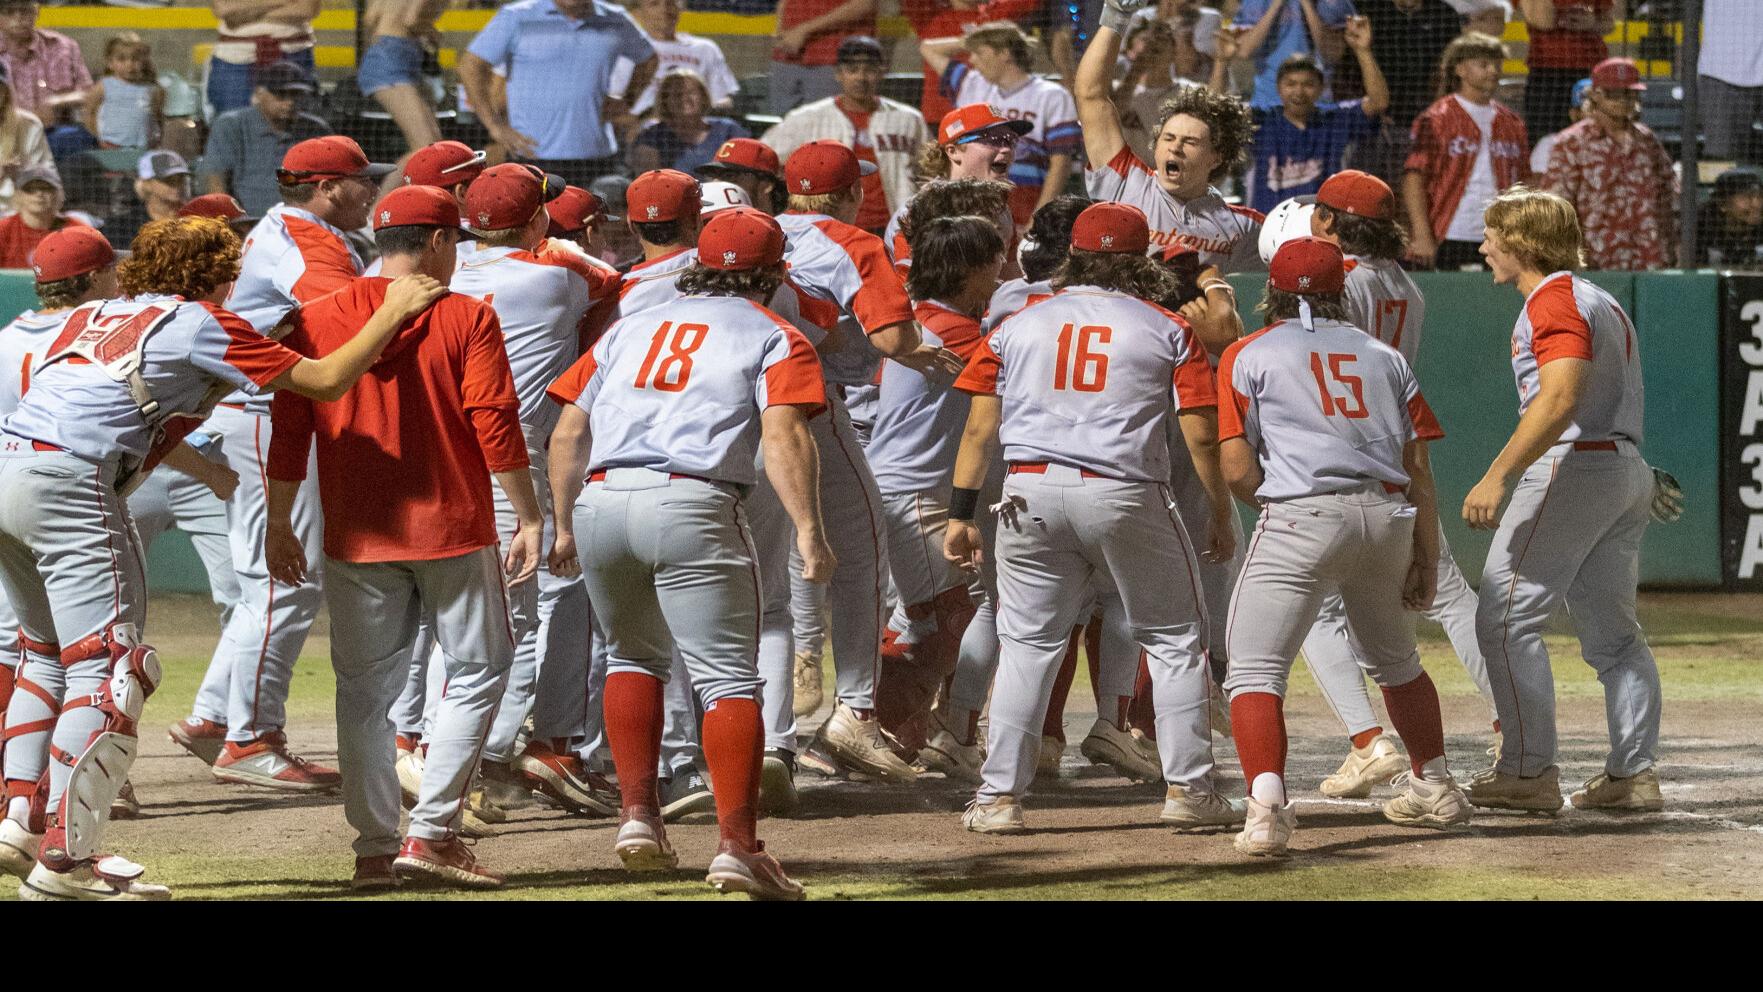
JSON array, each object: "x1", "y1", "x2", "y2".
[
  {"x1": 403, "y1": 140, "x2": 487, "y2": 188},
  {"x1": 1270, "y1": 236, "x2": 1345, "y2": 295},
  {"x1": 179, "y1": 192, "x2": 249, "y2": 223},
  {"x1": 1316, "y1": 169, "x2": 1395, "y2": 220},
  {"x1": 374, "y1": 185, "x2": 461, "y2": 231},
  {"x1": 1071, "y1": 202, "x2": 1150, "y2": 254},
  {"x1": 698, "y1": 207, "x2": 787, "y2": 270},
  {"x1": 464, "y1": 163, "x2": 548, "y2": 231},
  {"x1": 784, "y1": 140, "x2": 876, "y2": 196},
  {"x1": 627, "y1": 169, "x2": 702, "y2": 223},
  {"x1": 278, "y1": 135, "x2": 393, "y2": 183},
  {"x1": 1590, "y1": 57, "x2": 1646, "y2": 92},
  {"x1": 30, "y1": 226, "x2": 115, "y2": 283},
  {"x1": 696, "y1": 138, "x2": 781, "y2": 179},
  {"x1": 546, "y1": 185, "x2": 611, "y2": 235},
  {"x1": 938, "y1": 103, "x2": 1033, "y2": 145}
]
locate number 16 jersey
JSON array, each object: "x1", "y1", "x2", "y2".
[{"x1": 954, "y1": 285, "x2": 1216, "y2": 483}]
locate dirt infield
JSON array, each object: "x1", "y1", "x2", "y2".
[{"x1": 6, "y1": 592, "x2": 1759, "y2": 900}]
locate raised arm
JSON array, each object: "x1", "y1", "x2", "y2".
[
  {"x1": 1343, "y1": 16, "x2": 1388, "y2": 117},
  {"x1": 1077, "y1": 22, "x2": 1131, "y2": 169},
  {"x1": 1236, "y1": 0, "x2": 1289, "y2": 57},
  {"x1": 919, "y1": 35, "x2": 964, "y2": 80}
]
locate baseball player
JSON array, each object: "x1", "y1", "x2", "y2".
[
  {"x1": 547, "y1": 184, "x2": 620, "y2": 263},
  {"x1": 694, "y1": 138, "x2": 788, "y2": 216},
  {"x1": 1219, "y1": 236, "x2": 1473, "y2": 858},
  {"x1": 0, "y1": 216, "x2": 437, "y2": 901},
  {"x1": 265, "y1": 185, "x2": 537, "y2": 890},
  {"x1": 543, "y1": 208, "x2": 830, "y2": 901},
  {"x1": 169, "y1": 136, "x2": 390, "y2": 790},
  {"x1": 179, "y1": 193, "x2": 258, "y2": 236},
  {"x1": 1462, "y1": 188, "x2": 1663, "y2": 814},
  {"x1": 868, "y1": 215, "x2": 1003, "y2": 764},
  {"x1": 776, "y1": 140, "x2": 965, "y2": 782},
  {"x1": 945, "y1": 202, "x2": 1241, "y2": 834},
  {"x1": 885, "y1": 103, "x2": 1030, "y2": 269},
  {"x1": 889, "y1": 176, "x2": 1016, "y2": 281}
]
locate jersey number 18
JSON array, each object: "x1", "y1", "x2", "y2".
[{"x1": 634, "y1": 321, "x2": 708, "y2": 392}]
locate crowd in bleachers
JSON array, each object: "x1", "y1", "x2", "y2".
[{"x1": 0, "y1": 0, "x2": 1756, "y2": 271}]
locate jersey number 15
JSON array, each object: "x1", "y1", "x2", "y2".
[
  {"x1": 1309, "y1": 352, "x2": 1369, "y2": 419},
  {"x1": 1053, "y1": 323, "x2": 1110, "y2": 392}
]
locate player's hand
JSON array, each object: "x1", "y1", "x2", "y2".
[
  {"x1": 895, "y1": 343, "x2": 966, "y2": 378},
  {"x1": 202, "y1": 463, "x2": 240, "y2": 502},
  {"x1": 797, "y1": 530, "x2": 837, "y2": 583},
  {"x1": 383, "y1": 273, "x2": 446, "y2": 322},
  {"x1": 1462, "y1": 473, "x2": 1509, "y2": 530},
  {"x1": 488, "y1": 122, "x2": 539, "y2": 160},
  {"x1": 1403, "y1": 554, "x2": 1438, "y2": 611},
  {"x1": 944, "y1": 520, "x2": 984, "y2": 574},
  {"x1": 1406, "y1": 232, "x2": 1438, "y2": 269},
  {"x1": 265, "y1": 521, "x2": 306, "y2": 586},
  {"x1": 773, "y1": 25, "x2": 811, "y2": 57},
  {"x1": 1202, "y1": 512, "x2": 1236, "y2": 564},
  {"x1": 1344, "y1": 15, "x2": 1372, "y2": 52},
  {"x1": 1213, "y1": 26, "x2": 1242, "y2": 62},
  {"x1": 1650, "y1": 467, "x2": 1685, "y2": 523},
  {"x1": 504, "y1": 520, "x2": 542, "y2": 586},
  {"x1": 1178, "y1": 296, "x2": 1209, "y2": 325},
  {"x1": 548, "y1": 528, "x2": 581, "y2": 579}
]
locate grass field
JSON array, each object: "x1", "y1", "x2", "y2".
[{"x1": 4, "y1": 591, "x2": 1759, "y2": 901}]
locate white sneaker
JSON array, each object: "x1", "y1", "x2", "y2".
[
  {"x1": 396, "y1": 747, "x2": 425, "y2": 810},
  {"x1": 1161, "y1": 785, "x2": 1247, "y2": 832},
  {"x1": 1037, "y1": 735, "x2": 1064, "y2": 776},
  {"x1": 1383, "y1": 772, "x2": 1474, "y2": 829},
  {"x1": 0, "y1": 818, "x2": 41, "y2": 880},
  {"x1": 17, "y1": 857, "x2": 170, "y2": 901},
  {"x1": 1233, "y1": 796, "x2": 1297, "y2": 857},
  {"x1": 920, "y1": 730, "x2": 984, "y2": 784},
  {"x1": 1319, "y1": 734, "x2": 1408, "y2": 798},
  {"x1": 614, "y1": 813, "x2": 679, "y2": 872},
  {"x1": 962, "y1": 795, "x2": 1027, "y2": 834},
  {"x1": 1079, "y1": 718, "x2": 1162, "y2": 783},
  {"x1": 820, "y1": 702, "x2": 916, "y2": 783}
]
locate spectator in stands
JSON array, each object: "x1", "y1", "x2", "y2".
[
  {"x1": 1351, "y1": 0, "x2": 1463, "y2": 182},
  {"x1": 1215, "y1": 16, "x2": 1388, "y2": 213},
  {"x1": 360, "y1": 0, "x2": 449, "y2": 153},
  {"x1": 1699, "y1": 0, "x2": 1762, "y2": 164},
  {"x1": 0, "y1": 0, "x2": 90, "y2": 124},
  {"x1": 1697, "y1": 167, "x2": 1763, "y2": 268},
  {"x1": 902, "y1": 0, "x2": 1045, "y2": 124},
  {"x1": 1519, "y1": 1, "x2": 1616, "y2": 142},
  {"x1": 628, "y1": 68, "x2": 749, "y2": 175},
  {"x1": 764, "y1": 36, "x2": 926, "y2": 236},
  {"x1": 695, "y1": 136, "x2": 788, "y2": 215},
  {"x1": 1136, "y1": 0, "x2": 1225, "y2": 80},
  {"x1": 105, "y1": 149, "x2": 192, "y2": 249},
  {"x1": 199, "y1": 61, "x2": 330, "y2": 217},
  {"x1": 1115, "y1": 18, "x2": 1204, "y2": 163},
  {"x1": 613, "y1": 0, "x2": 739, "y2": 116},
  {"x1": 1402, "y1": 31, "x2": 1529, "y2": 269},
  {"x1": 921, "y1": 24, "x2": 1082, "y2": 227},
  {"x1": 460, "y1": 0, "x2": 658, "y2": 189},
  {"x1": 0, "y1": 165, "x2": 86, "y2": 268},
  {"x1": 1529, "y1": 75, "x2": 1589, "y2": 174},
  {"x1": 1230, "y1": 0, "x2": 1357, "y2": 111},
  {"x1": 771, "y1": 0, "x2": 878, "y2": 116},
  {"x1": 207, "y1": 1, "x2": 319, "y2": 116},
  {"x1": 1544, "y1": 57, "x2": 1677, "y2": 270},
  {"x1": 0, "y1": 60, "x2": 52, "y2": 210},
  {"x1": 82, "y1": 33, "x2": 163, "y2": 150},
  {"x1": 1452, "y1": 0, "x2": 1514, "y2": 37}
]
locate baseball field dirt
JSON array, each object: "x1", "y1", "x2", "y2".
[{"x1": 5, "y1": 591, "x2": 1758, "y2": 901}]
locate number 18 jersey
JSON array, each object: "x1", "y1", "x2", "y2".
[{"x1": 954, "y1": 285, "x2": 1216, "y2": 483}]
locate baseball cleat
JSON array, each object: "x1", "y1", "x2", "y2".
[
  {"x1": 1037, "y1": 734, "x2": 1064, "y2": 776},
  {"x1": 1319, "y1": 733, "x2": 1407, "y2": 798},
  {"x1": 919, "y1": 730, "x2": 984, "y2": 784},
  {"x1": 211, "y1": 733, "x2": 341, "y2": 792},
  {"x1": 514, "y1": 741, "x2": 618, "y2": 817},
  {"x1": 1233, "y1": 796, "x2": 1297, "y2": 858},
  {"x1": 1464, "y1": 764, "x2": 1564, "y2": 813},
  {"x1": 1079, "y1": 718, "x2": 1162, "y2": 783},
  {"x1": 479, "y1": 759, "x2": 536, "y2": 810},
  {"x1": 1570, "y1": 768, "x2": 1664, "y2": 811},
  {"x1": 18, "y1": 857, "x2": 171, "y2": 901},
  {"x1": 351, "y1": 854, "x2": 402, "y2": 891},
  {"x1": 820, "y1": 702, "x2": 917, "y2": 784},
  {"x1": 660, "y1": 769, "x2": 716, "y2": 823},
  {"x1": 466, "y1": 786, "x2": 508, "y2": 825},
  {"x1": 459, "y1": 801, "x2": 500, "y2": 839},
  {"x1": 109, "y1": 780, "x2": 141, "y2": 819},
  {"x1": 705, "y1": 840, "x2": 805, "y2": 901},
  {"x1": 1382, "y1": 772, "x2": 1474, "y2": 829},
  {"x1": 168, "y1": 716, "x2": 227, "y2": 765},
  {"x1": 759, "y1": 749, "x2": 799, "y2": 816},
  {"x1": 396, "y1": 743, "x2": 425, "y2": 810},
  {"x1": 961, "y1": 794, "x2": 1027, "y2": 834},
  {"x1": 0, "y1": 818, "x2": 42, "y2": 880},
  {"x1": 796, "y1": 740, "x2": 841, "y2": 778},
  {"x1": 1160, "y1": 785, "x2": 1247, "y2": 832},
  {"x1": 614, "y1": 812, "x2": 679, "y2": 871},
  {"x1": 394, "y1": 835, "x2": 504, "y2": 889},
  {"x1": 792, "y1": 649, "x2": 824, "y2": 718}
]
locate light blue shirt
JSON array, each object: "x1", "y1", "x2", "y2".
[
  {"x1": 1233, "y1": 0, "x2": 1355, "y2": 110},
  {"x1": 466, "y1": 0, "x2": 656, "y2": 160}
]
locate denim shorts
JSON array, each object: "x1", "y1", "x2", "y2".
[{"x1": 357, "y1": 35, "x2": 424, "y2": 95}]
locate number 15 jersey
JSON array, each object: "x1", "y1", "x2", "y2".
[{"x1": 954, "y1": 285, "x2": 1216, "y2": 483}]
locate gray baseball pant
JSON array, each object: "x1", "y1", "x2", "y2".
[
  {"x1": 947, "y1": 464, "x2": 1004, "y2": 727},
  {"x1": 1168, "y1": 418, "x2": 1244, "y2": 678},
  {"x1": 480, "y1": 453, "x2": 548, "y2": 763}
]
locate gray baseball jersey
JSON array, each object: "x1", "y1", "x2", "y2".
[{"x1": 1085, "y1": 146, "x2": 1265, "y2": 272}]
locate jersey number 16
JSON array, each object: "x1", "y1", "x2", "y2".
[{"x1": 1053, "y1": 323, "x2": 1111, "y2": 392}]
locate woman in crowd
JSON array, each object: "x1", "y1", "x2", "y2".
[{"x1": 627, "y1": 68, "x2": 749, "y2": 175}]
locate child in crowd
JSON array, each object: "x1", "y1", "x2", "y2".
[{"x1": 82, "y1": 33, "x2": 163, "y2": 149}]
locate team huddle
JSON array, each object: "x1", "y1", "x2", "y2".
[{"x1": 0, "y1": 7, "x2": 1673, "y2": 903}]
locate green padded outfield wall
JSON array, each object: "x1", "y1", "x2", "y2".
[{"x1": 0, "y1": 268, "x2": 1726, "y2": 592}]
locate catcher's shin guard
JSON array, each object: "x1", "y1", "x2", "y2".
[{"x1": 54, "y1": 624, "x2": 160, "y2": 862}]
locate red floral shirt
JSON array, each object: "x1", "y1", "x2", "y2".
[{"x1": 1544, "y1": 118, "x2": 1680, "y2": 270}]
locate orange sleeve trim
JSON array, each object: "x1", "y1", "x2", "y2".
[
  {"x1": 1526, "y1": 277, "x2": 1594, "y2": 366},
  {"x1": 952, "y1": 333, "x2": 1002, "y2": 396},
  {"x1": 1173, "y1": 341, "x2": 1218, "y2": 411},
  {"x1": 1408, "y1": 392, "x2": 1445, "y2": 441},
  {"x1": 1106, "y1": 144, "x2": 1151, "y2": 178},
  {"x1": 546, "y1": 349, "x2": 598, "y2": 406},
  {"x1": 282, "y1": 217, "x2": 359, "y2": 304},
  {"x1": 1214, "y1": 340, "x2": 1250, "y2": 442},
  {"x1": 819, "y1": 219, "x2": 915, "y2": 333}
]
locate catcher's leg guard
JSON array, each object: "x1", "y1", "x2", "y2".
[
  {"x1": 51, "y1": 623, "x2": 161, "y2": 862},
  {"x1": 4, "y1": 630, "x2": 62, "y2": 819}
]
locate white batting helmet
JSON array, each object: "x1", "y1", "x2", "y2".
[
  {"x1": 1257, "y1": 195, "x2": 1318, "y2": 265},
  {"x1": 699, "y1": 180, "x2": 752, "y2": 215}
]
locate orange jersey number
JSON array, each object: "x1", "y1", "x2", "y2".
[
  {"x1": 1053, "y1": 323, "x2": 1111, "y2": 393},
  {"x1": 634, "y1": 321, "x2": 709, "y2": 393},
  {"x1": 1309, "y1": 352, "x2": 1369, "y2": 419}
]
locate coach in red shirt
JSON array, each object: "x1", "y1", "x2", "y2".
[{"x1": 265, "y1": 184, "x2": 543, "y2": 893}]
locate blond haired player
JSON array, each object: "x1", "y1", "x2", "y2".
[
  {"x1": 1463, "y1": 188, "x2": 1663, "y2": 814},
  {"x1": 1219, "y1": 236, "x2": 1473, "y2": 858}
]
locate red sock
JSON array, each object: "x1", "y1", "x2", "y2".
[
  {"x1": 1230, "y1": 691, "x2": 1287, "y2": 784},
  {"x1": 1041, "y1": 627, "x2": 1083, "y2": 740},
  {"x1": 1350, "y1": 726, "x2": 1383, "y2": 750},
  {"x1": 604, "y1": 671, "x2": 665, "y2": 816},
  {"x1": 1492, "y1": 719, "x2": 1501, "y2": 734},
  {"x1": 702, "y1": 696, "x2": 763, "y2": 850},
  {"x1": 0, "y1": 663, "x2": 14, "y2": 713},
  {"x1": 1128, "y1": 652, "x2": 1157, "y2": 740},
  {"x1": 1381, "y1": 672, "x2": 1446, "y2": 775}
]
